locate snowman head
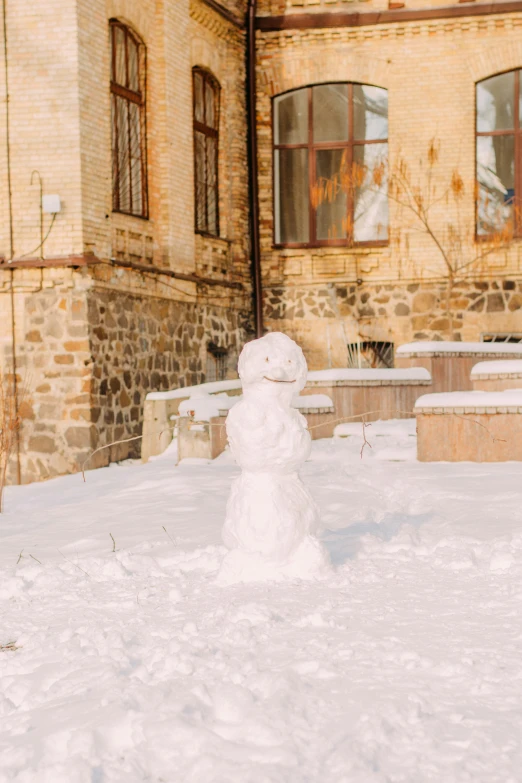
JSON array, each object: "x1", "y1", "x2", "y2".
[{"x1": 238, "y1": 332, "x2": 308, "y2": 394}]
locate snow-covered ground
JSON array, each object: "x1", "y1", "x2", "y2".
[{"x1": 1, "y1": 420, "x2": 521, "y2": 782}]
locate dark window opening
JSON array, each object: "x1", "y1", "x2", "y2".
[
  {"x1": 273, "y1": 83, "x2": 388, "y2": 248},
  {"x1": 206, "y1": 342, "x2": 228, "y2": 382},
  {"x1": 110, "y1": 20, "x2": 148, "y2": 218},
  {"x1": 482, "y1": 333, "x2": 522, "y2": 343},
  {"x1": 346, "y1": 340, "x2": 394, "y2": 368},
  {"x1": 476, "y1": 70, "x2": 522, "y2": 237},
  {"x1": 193, "y1": 68, "x2": 220, "y2": 236}
]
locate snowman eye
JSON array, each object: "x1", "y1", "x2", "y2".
[{"x1": 265, "y1": 357, "x2": 269, "y2": 362}]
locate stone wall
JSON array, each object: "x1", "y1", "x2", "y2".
[
  {"x1": 2, "y1": 265, "x2": 250, "y2": 485},
  {"x1": 263, "y1": 278, "x2": 522, "y2": 369}
]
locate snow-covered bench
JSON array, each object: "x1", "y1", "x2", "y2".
[
  {"x1": 471, "y1": 359, "x2": 522, "y2": 392},
  {"x1": 396, "y1": 341, "x2": 522, "y2": 394},
  {"x1": 176, "y1": 392, "x2": 335, "y2": 462},
  {"x1": 141, "y1": 380, "x2": 242, "y2": 462},
  {"x1": 415, "y1": 390, "x2": 522, "y2": 462},
  {"x1": 300, "y1": 367, "x2": 432, "y2": 436}
]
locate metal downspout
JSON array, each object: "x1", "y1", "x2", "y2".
[
  {"x1": 246, "y1": 0, "x2": 263, "y2": 337},
  {"x1": 2, "y1": 0, "x2": 21, "y2": 484}
]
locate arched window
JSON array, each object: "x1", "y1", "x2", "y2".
[
  {"x1": 193, "y1": 68, "x2": 220, "y2": 236},
  {"x1": 273, "y1": 83, "x2": 388, "y2": 247},
  {"x1": 110, "y1": 20, "x2": 148, "y2": 218},
  {"x1": 476, "y1": 70, "x2": 520, "y2": 236}
]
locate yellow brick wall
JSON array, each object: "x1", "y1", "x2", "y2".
[{"x1": 256, "y1": 9, "x2": 522, "y2": 362}]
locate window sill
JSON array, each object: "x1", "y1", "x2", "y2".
[
  {"x1": 275, "y1": 242, "x2": 388, "y2": 255},
  {"x1": 112, "y1": 209, "x2": 149, "y2": 222}
]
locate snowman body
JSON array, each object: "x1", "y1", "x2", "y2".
[{"x1": 219, "y1": 333, "x2": 328, "y2": 581}]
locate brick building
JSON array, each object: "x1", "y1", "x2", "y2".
[
  {"x1": 0, "y1": 0, "x2": 252, "y2": 483},
  {"x1": 2, "y1": 0, "x2": 522, "y2": 483},
  {"x1": 256, "y1": 0, "x2": 522, "y2": 368}
]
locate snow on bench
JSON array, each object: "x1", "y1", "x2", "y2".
[
  {"x1": 415, "y1": 389, "x2": 522, "y2": 414},
  {"x1": 306, "y1": 367, "x2": 431, "y2": 385},
  {"x1": 470, "y1": 359, "x2": 522, "y2": 378},
  {"x1": 397, "y1": 341, "x2": 522, "y2": 357},
  {"x1": 396, "y1": 341, "x2": 522, "y2": 394}
]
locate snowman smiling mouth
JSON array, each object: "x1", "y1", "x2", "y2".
[{"x1": 263, "y1": 376, "x2": 296, "y2": 383}]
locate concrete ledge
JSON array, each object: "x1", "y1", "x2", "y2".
[
  {"x1": 415, "y1": 389, "x2": 522, "y2": 461},
  {"x1": 471, "y1": 359, "x2": 522, "y2": 391},
  {"x1": 397, "y1": 341, "x2": 522, "y2": 393}
]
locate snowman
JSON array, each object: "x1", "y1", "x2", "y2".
[{"x1": 218, "y1": 332, "x2": 330, "y2": 583}]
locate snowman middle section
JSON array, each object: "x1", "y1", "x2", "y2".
[{"x1": 222, "y1": 388, "x2": 320, "y2": 564}]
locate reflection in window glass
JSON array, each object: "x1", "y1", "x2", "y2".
[
  {"x1": 353, "y1": 144, "x2": 389, "y2": 242},
  {"x1": 275, "y1": 148, "x2": 309, "y2": 244},
  {"x1": 273, "y1": 83, "x2": 388, "y2": 246},
  {"x1": 315, "y1": 149, "x2": 347, "y2": 240},
  {"x1": 274, "y1": 89, "x2": 308, "y2": 145},
  {"x1": 353, "y1": 85, "x2": 388, "y2": 141},
  {"x1": 312, "y1": 84, "x2": 348, "y2": 143},
  {"x1": 476, "y1": 72, "x2": 515, "y2": 132},
  {"x1": 476, "y1": 135, "x2": 514, "y2": 235},
  {"x1": 193, "y1": 69, "x2": 220, "y2": 236}
]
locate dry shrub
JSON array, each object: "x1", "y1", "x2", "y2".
[{"x1": 0, "y1": 368, "x2": 22, "y2": 512}]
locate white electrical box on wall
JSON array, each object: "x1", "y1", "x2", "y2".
[{"x1": 42, "y1": 194, "x2": 61, "y2": 214}]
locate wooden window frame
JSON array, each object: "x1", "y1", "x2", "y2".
[
  {"x1": 476, "y1": 69, "x2": 521, "y2": 241},
  {"x1": 193, "y1": 68, "x2": 220, "y2": 237},
  {"x1": 272, "y1": 83, "x2": 389, "y2": 249},
  {"x1": 110, "y1": 20, "x2": 148, "y2": 219}
]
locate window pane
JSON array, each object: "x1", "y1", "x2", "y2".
[
  {"x1": 315, "y1": 149, "x2": 347, "y2": 241},
  {"x1": 127, "y1": 38, "x2": 139, "y2": 92},
  {"x1": 312, "y1": 84, "x2": 348, "y2": 143},
  {"x1": 353, "y1": 143, "x2": 388, "y2": 242},
  {"x1": 194, "y1": 72, "x2": 204, "y2": 124},
  {"x1": 477, "y1": 72, "x2": 515, "y2": 132},
  {"x1": 113, "y1": 26, "x2": 126, "y2": 86},
  {"x1": 116, "y1": 96, "x2": 130, "y2": 212},
  {"x1": 353, "y1": 85, "x2": 388, "y2": 141},
  {"x1": 205, "y1": 80, "x2": 217, "y2": 129},
  {"x1": 275, "y1": 148, "x2": 309, "y2": 243},
  {"x1": 476, "y1": 135, "x2": 514, "y2": 235},
  {"x1": 206, "y1": 137, "x2": 218, "y2": 235},
  {"x1": 195, "y1": 130, "x2": 206, "y2": 231},
  {"x1": 129, "y1": 102, "x2": 142, "y2": 215},
  {"x1": 274, "y1": 89, "x2": 308, "y2": 145}
]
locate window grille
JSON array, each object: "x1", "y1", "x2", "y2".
[
  {"x1": 193, "y1": 69, "x2": 220, "y2": 236},
  {"x1": 110, "y1": 20, "x2": 148, "y2": 218},
  {"x1": 346, "y1": 340, "x2": 394, "y2": 368}
]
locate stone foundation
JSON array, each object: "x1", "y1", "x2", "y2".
[
  {"x1": 263, "y1": 278, "x2": 522, "y2": 369},
  {"x1": 2, "y1": 266, "x2": 251, "y2": 485}
]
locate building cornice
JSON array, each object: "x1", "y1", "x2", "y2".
[{"x1": 256, "y1": 1, "x2": 522, "y2": 31}]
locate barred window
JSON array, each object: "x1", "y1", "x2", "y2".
[
  {"x1": 476, "y1": 70, "x2": 521, "y2": 236},
  {"x1": 110, "y1": 20, "x2": 148, "y2": 218},
  {"x1": 273, "y1": 83, "x2": 388, "y2": 247},
  {"x1": 193, "y1": 69, "x2": 220, "y2": 236}
]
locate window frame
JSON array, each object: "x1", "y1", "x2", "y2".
[
  {"x1": 110, "y1": 19, "x2": 148, "y2": 219},
  {"x1": 193, "y1": 68, "x2": 221, "y2": 238},
  {"x1": 475, "y1": 68, "x2": 521, "y2": 241},
  {"x1": 272, "y1": 82, "x2": 389, "y2": 250}
]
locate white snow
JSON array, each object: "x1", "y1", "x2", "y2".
[
  {"x1": 147, "y1": 378, "x2": 242, "y2": 401},
  {"x1": 307, "y1": 367, "x2": 431, "y2": 382},
  {"x1": 178, "y1": 392, "x2": 238, "y2": 421},
  {"x1": 293, "y1": 394, "x2": 333, "y2": 409},
  {"x1": 1, "y1": 419, "x2": 522, "y2": 781},
  {"x1": 415, "y1": 389, "x2": 522, "y2": 409},
  {"x1": 397, "y1": 340, "x2": 522, "y2": 355},
  {"x1": 471, "y1": 359, "x2": 522, "y2": 377}
]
